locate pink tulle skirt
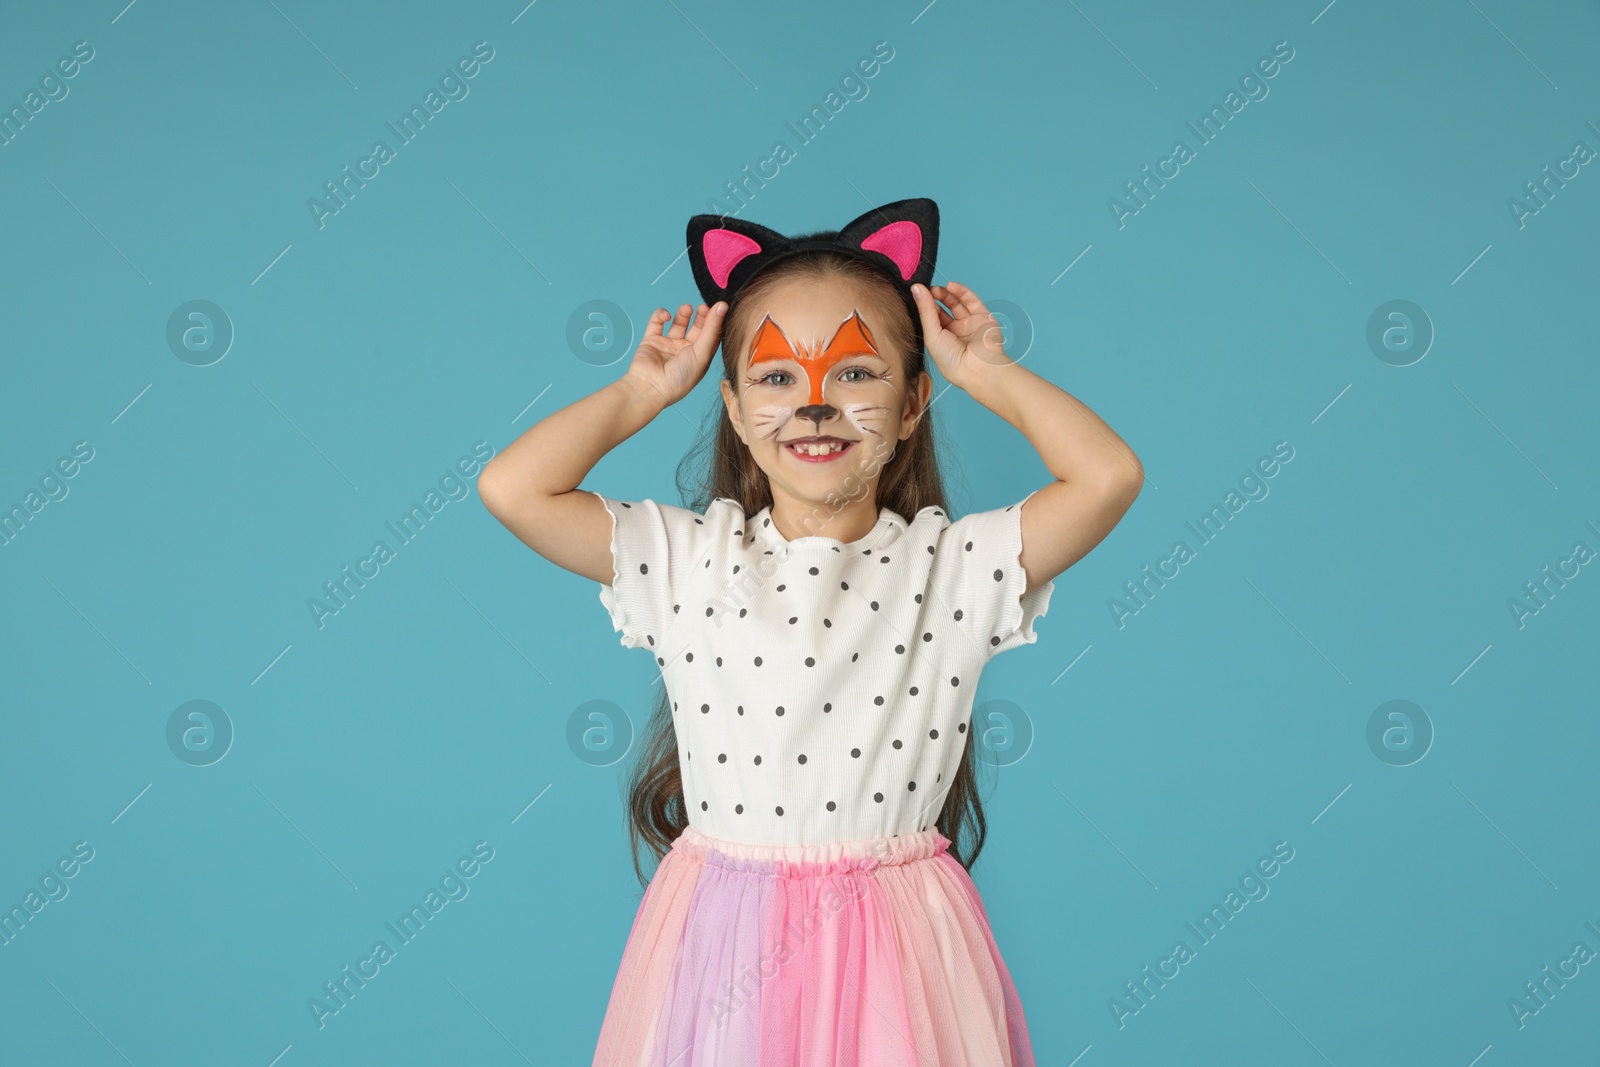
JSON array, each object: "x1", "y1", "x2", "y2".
[{"x1": 591, "y1": 824, "x2": 1036, "y2": 1067}]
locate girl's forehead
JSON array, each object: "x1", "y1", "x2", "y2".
[{"x1": 738, "y1": 298, "x2": 900, "y2": 359}]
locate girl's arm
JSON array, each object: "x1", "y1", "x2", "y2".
[
  {"x1": 479, "y1": 301, "x2": 726, "y2": 586},
  {"x1": 911, "y1": 282, "x2": 1144, "y2": 596}
]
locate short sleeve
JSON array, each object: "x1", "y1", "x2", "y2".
[
  {"x1": 928, "y1": 487, "x2": 1056, "y2": 660},
  {"x1": 592, "y1": 492, "x2": 721, "y2": 652}
]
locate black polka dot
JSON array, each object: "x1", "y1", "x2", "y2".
[
  {"x1": 874, "y1": 696, "x2": 884, "y2": 706},
  {"x1": 958, "y1": 722, "x2": 967, "y2": 733},
  {"x1": 991, "y1": 636, "x2": 1001, "y2": 646},
  {"x1": 733, "y1": 565, "x2": 740, "y2": 574},
  {"x1": 895, "y1": 645, "x2": 905, "y2": 654},
  {"x1": 777, "y1": 584, "x2": 786, "y2": 591},
  {"x1": 754, "y1": 656, "x2": 762, "y2": 666},
  {"x1": 915, "y1": 593, "x2": 923, "y2": 603},
  {"x1": 639, "y1": 562, "x2": 649, "y2": 574},
  {"x1": 824, "y1": 703, "x2": 833, "y2": 713},
  {"x1": 824, "y1": 618, "x2": 832, "y2": 627},
  {"x1": 923, "y1": 632, "x2": 933, "y2": 642},
  {"x1": 809, "y1": 566, "x2": 818, "y2": 575},
  {"x1": 870, "y1": 601, "x2": 879, "y2": 610},
  {"x1": 908, "y1": 780, "x2": 916, "y2": 791},
  {"x1": 701, "y1": 703, "x2": 709, "y2": 714},
  {"x1": 685, "y1": 652, "x2": 693, "y2": 662},
  {"x1": 841, "y1": 581, "x2": 849, "y2": 590},
  {"x1": 737, "y1": 705, "x2": 745, "y2": 715},
  {"x1": 879, "y1": 555, "x2": 889, "y2": 564},
  {"x1": 797, "y1": 754, "x2": 807, "y2": 764},
  {"x1": 954, "y1": 609, "x2": 964, "y2": 621},
  {"x1": 735, "y1": 804, "x2": 743, "y2": 814},
  {"x1": 775, "y1": 806, "x2": 784, "y2": 816},
  {"x1": 716, "y1": 656, "x2": 723, "y2": 666},
  {"x1": 993, "y1": 569, "x2": 1003, "y2": 581},
  {"x1": 892, "y1": 739, "x2": 902, "y2": 749},
  {"x1": 909, "y1": 686, "x2": 919, "y2": 696},
  {"x1": 851, "y1": 748, "x2": 861, "y2": 758},
  {"x1": 789, "y1": 616, "x2": 798, "y2": 624},
  {"x1": 775, "y1": 706, "x2": 784, "y2": 716},
  {"x1": 706, "y1": 607, "x2": 713, "y2": 616},
  {"x1": 718, "y1": 753, "x2": 727, "y2": 763},
  {"x1": 754, "y1": 755, "x2": 762, "y2": 765},
  {"x1": 852, "y1": 653, "x2": 859, "y2": 662},
  {"x1": 701, "y1": 800, "x2": 708, "y2": 810},
  {"x1": 964, "y1": 540, "x2": 973, "y2": 551},
  {"x1": 929, "y1": 728, "x2": 939, "y2": 739},
  {"x1": 950, "y1": 676, "x2": 960, "y2": 686},
  {"x1": 874, "y1": 792, "x2": 884, "y2": 803},
  {"x1": 805, "y1": 657, "x2": 815, "y2": 667},
  {"x1": 739, "y1": 608, "x2": 747, "y2": 617},
  {"x1": 826, "y1": 801, "x2": 836, "y2": 811}
]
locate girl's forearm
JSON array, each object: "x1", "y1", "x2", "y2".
[
  {"x1": 481, "y1": 375, "x2": 665, "y2": 501},
  {"x1": 959, "y1": 360, "x2": 1143, "y2": 489}
]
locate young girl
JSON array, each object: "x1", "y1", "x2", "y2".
[{"x1": 480, "y1": 198, "x2": 1142, "y2": 1066}]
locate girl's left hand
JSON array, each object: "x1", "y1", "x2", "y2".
[{"x1": 910, "y1": 281, "x2": 1014, "y2": 389}]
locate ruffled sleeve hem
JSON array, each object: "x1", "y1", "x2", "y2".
[
  {"x1": 594, "y1": 493, "x2": 659, "y2": 652},
  {"x1": 987, "y1": 486, "x2": 1056, "y2": 659}
]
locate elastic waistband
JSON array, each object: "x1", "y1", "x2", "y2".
[{"x1": 672, "y1": 824, "x2": 950, "y2": 875}]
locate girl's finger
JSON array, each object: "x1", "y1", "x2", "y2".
[
  {"x1": 650, "y1": 307, "x2": 672, "y2": 336},
  {"x1": 666, "y1": 303, "x2": 693, "y2": 340},
  {"x1": 911, "y1": 284, "x2": 946, "y2": 347},
  {"x1": 684, "y1": 303, "x2": 710, "y2": 342},
  {"x1": 693, "y1": 301, "x2": 726, "y2": 360},
  {"x1": 953, "y1": 282, "x2": 989, "y2": 316}
]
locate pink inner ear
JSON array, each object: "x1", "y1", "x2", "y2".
[
  {"x1": 859, "y1": 221, "x2": 922, "y2": 281},
  {"x1": 703, "y1": 229, "x2": 762, "y2": 288}
]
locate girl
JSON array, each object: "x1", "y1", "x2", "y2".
[{"x1": 480, "y1": 198, "x2": 1142, "y2": 1066}]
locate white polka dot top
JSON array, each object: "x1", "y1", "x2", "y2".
[{"x1": 594, "y1": 487, "x2": 1055, "y2": 847}]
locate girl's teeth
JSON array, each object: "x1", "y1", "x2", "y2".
[{"x1": 792, "y1": 441, "x2": 845, "y2": 456}]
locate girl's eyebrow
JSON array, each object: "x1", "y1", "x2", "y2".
[{"x1": 745, "y1": 350, "x2": 889, "y2": 376}]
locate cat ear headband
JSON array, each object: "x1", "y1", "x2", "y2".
[{"x1": 685, "y1": 197, "x2": 940, "y2": 355}]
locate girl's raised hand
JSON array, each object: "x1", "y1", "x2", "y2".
[
  {"x1": 624, "y1": 301, "x2": 726, "y2": 409},
  {"x1": 910, "y1": 281, "x2": 1014, "y2": 389}
]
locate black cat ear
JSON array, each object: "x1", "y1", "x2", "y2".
[
  {"x1": 835, "y1": 198, "x2": 939, "y2": 289},
  {"x1": 685, "y1": 214, "x2": 795, "y2": 308}
]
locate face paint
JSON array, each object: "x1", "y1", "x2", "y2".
[
  {"x1": 738, "y1": 307, "x2": 901, "y2": 464},
  {"x1": 747, "y1": 309, "x2": 880, "y2": 407}
]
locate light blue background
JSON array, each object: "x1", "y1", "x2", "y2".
[{"x1": 2, "y1": 0, "x2": 1597, "y2": 1063}]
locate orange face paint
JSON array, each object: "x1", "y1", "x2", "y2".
[{"x1": 747, "y1": 310, "x2": 880, "y2": 406}]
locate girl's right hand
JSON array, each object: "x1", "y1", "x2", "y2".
[{"x1": 623, "y1": 301, "x2": 726, "y2": 409}]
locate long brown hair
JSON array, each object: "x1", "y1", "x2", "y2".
[{"x1": 622, "y1": 241, "x2": 994, "y2": 886}]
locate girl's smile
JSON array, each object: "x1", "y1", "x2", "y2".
[{"x1": 782, "y1": 436, "x2": 857, "y2": 462}]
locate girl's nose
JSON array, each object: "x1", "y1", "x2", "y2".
[{"x1": 795, "y1": 404, "x2": 838, "y2": 424}]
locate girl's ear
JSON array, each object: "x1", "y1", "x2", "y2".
[
  {"x1": 835, "y1": 198, "x2": 939, "y2": 289},
  {"x1": 719, "y1": 376, "x2": 747, "y2": 445}
]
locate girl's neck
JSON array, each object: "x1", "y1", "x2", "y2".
[{"x1": 766, "y1": 492, "x2": 880, "y2": 544}]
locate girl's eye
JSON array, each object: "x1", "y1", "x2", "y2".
[
  {"x1": 839, "y1": 367, "x2": 873, "y2": 383},
  {"x1": 759, "y1": 370, "x2": 794, "y2": 387}
]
